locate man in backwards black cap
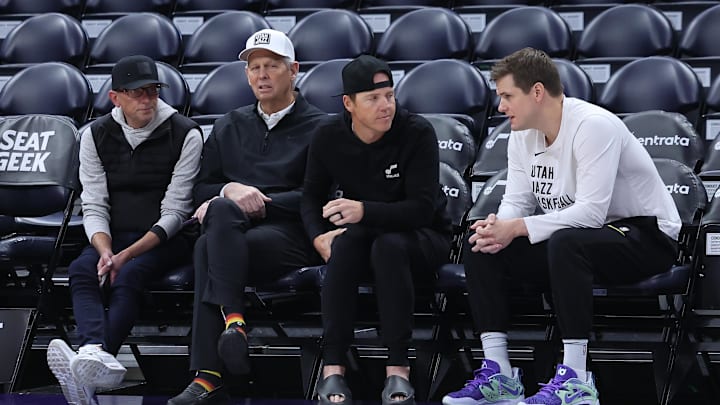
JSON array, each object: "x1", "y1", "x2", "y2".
[
  {"x1": 301, "y1": 54, "x2": 452, "y2": 405},
  {"x1": 47, "y1": 55, "x2": 202, "y2": 405}
]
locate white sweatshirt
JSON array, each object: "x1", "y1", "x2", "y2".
[{"x1": 497, "y1": 97, "x2": 681, "y2": 243}]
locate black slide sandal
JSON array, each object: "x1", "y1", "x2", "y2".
[
  {"x1": 317, "y1": 374, "x2": 353, "y2": 404},
  {"x1": 381, "y1": 375, "x2": 416, "y2": 405}
]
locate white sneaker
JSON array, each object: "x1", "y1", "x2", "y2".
[
  {"x1": 70, "y1": 344, "x2": 127, "y2": 388},
  {"x1": 47, "y1": 339, "x2": 97, "y2": 405}
]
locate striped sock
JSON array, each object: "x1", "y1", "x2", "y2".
[
  {"x1": 193, "y1": 370, "x2": 222, "y2": 392},
  {"x1": 223, "y1": 311, "x2": 245, "y2": 330}
]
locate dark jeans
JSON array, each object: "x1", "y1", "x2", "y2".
[
  {"x1": 321, "y1": 225, "x2": 450, "y2": 367},
  {"x1": 189, "y1": 198, "x2": 319, "y2": 372},
  {"x1": 463, "y1": 217, "x2": 678, "y2": 338},
  {"x1": 68, "y1": 231, "x2": 191, "y2": 355}
]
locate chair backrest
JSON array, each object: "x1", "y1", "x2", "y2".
[
  {"x1": 93, "y1": 61, "x2": 190, "y2": 116},
  {"x1": 471, "y1": 118, "x2": 510, "y2": 182},
  {"x1": 467, "y1": 168, "x2": 508, "y2": 221},
  {"x1": 623, "y1": 111, "x2": 705, "y2": 173},
  {"x1": 296, "y1": 58, "x2": 350, "y2": 114},
  {"x1": 439, "y1": 162, "x2": 472, "y2": 230},
  {"x1": 87, "y1": 13, "x2": 183, "y2": 66},
  {"x1": 173, "y1": 0, "x2": 266, "y2": 12},
  {"x1": 0, "y1": 0, "x2": 84, "y2": 16},
  {"x1": 395, "y1": 59, "x2": 491, "y2": 133},
  {"x1": 0, "y1": 62, "x2": 92, "y2": 125},
  {"x1": 473, "y1": 6, "x2": 572, "y2": 61},
  {"x1": 0, "y1": 13, "x2": 88, "y2": 67},
  {"x1": 0, "y1": 115, "x2": 80, "y2": 217},
  {"x1": 678, "y1": 4, "x2": 720, "y2": 57},
  {"x1": 189, "y1": 61, "x2": 256, "y2": 117},
  {"x1": 576, "y1": 4, "x2": 675, "y2": 58},
  {"x1": 554, "y1": 58, "x2": 594, "y2": 102},
  {"x1": 654, "y1": 158, "x2": 706, "y2": 225},
  {"x1": 265, "y1": 0, "x2": 356, "y2": 8},
  {"x1": 83, "y1": 0, "x2": 175, "y2": 14},
  {"x1": 360, "y1": 0, "x2": 448, "y2": 5},
  {"x1": 423, "y1": 114, "x2": 477, "y2": 176},
  {"x1": 597, "y1": 56, "x2": 702, "y2": 120},
  {"x1": 288, "y1": 9, "x2": 373, "y2": 63},
  {"x1": 181, "y1": 11, "x2": 270, "y2": 65},
  {"x1": 375, "y1": 8, "x2": 472, "y2": 61}
]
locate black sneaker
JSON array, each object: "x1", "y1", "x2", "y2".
[
  {"x1": 167, "y1": 382, "x2": 229, "y2": 405},
  {"x1": 217, "y1": 325, "x2": 250, "y2": 375}
]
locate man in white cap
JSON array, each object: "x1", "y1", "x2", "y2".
[
  {"x1": 168, "y1": 29, "x2": 327, "y2": 405},
  {"x1": 46, "y1": 54, "x2": 203, "y2": 405}
]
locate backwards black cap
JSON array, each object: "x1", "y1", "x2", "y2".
[{"x1": 340, "y1": 54, "x2": 393, "y2": 96}]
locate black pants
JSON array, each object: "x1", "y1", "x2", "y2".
[
  {"x1": 69, "y1": 232, "x2": 191, "y2": 355},
  {"x1": 322, "y1": 225, "x2": 450, "y2": 367},
  {"x1": 463, "y1": 217, "x2": 678, "y2": 339},
  {"x1": 190, "y1": 198, "x2": 319, "y2": 371}
]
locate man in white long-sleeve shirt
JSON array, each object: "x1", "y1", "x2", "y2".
[
  {"x1": 443, "y1": 48, "x2": 681, "y2": 405},
  {"x1": 46, "y1": 55, "x2": 203, "y2": 405}
]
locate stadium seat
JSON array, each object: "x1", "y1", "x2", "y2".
[
  {"x1": 703, "y1": 74, "x2": 720, "y2": 141},
  {"x1": 469, "y1": 119, "x2": 509, "y2": 200},
  {"x1": 92, "y1": 61, "x2": 191, "y2": 117},
  {"x1": 85, "y1": 13, "x2": 183, "y2": 68},
  {"x1": 0, "y1": 114, "x2": 82, "y2": 391},
  {"x1": 622, "y1": 110, "x2": 705, "y2": 173},
  {"x1": 264, "y1": 0, "x2": 357, "y2": 34},
  {"x1": 180, "y1": 11, "x2": 270, "y2": 67},
  {"x1": 296, "y1": 58, "x2": 350, "y2": 114},
  {"x1": 0, "y1": 13, "x2": 88, "y2": 68},
  {"x1": 0, "y1": 0, "x2": 84, "y2": 17},
  {"x1": 473, "y1": 6, "x2": 573, "y2": 62},
  {"x1": 81, "y1": 0, "x2": 176, "y2": 42},
  {"x1": 598, "y1": 56, "x2": 703, "y2": 126},
  {"x1": 174, "y1": 0, "x2": 266, "y2": 12},
  {"x1": 188, "y1": 61, "x2": 256, "y2": 126},
  {"x1": 577, "y1": 4, "x2": 675, "y2": 59},
  {"x1": 395, "y1": 59, "x2": 491, "y2": 138},
  {"x1": 288, "y1": 9, "x2": 373, "y2": 64},
  {"x1": 83, "y1": 0, "x2": 175, "y2": 15},
  {"x1": 574, "y1": 4, "x2": 676, "y2": 96},
  {"x1": 677, "y1": 4, "x2": 720, "y2": 91},
  {"x1": 423, "y1": 114, "x2": 477, "y2": 176},
  {"x1": 356, "y1": 1, "x2": 449, "y2": 47},
  {"x1": 554, "y1": 58, "x2": 595, "y2": 102},
  {"x1": 654, "y1": 1, "x2": 718, "y2": 33},
  {"x1": 374, "y1": 8, "x2": 472, "y2": 61},
  {"x1": 0, "y1": 62, "x2": 92, "y2": 125},
  {"x1": 548, "y1": 1, "x2": 619, "y2": 46}
]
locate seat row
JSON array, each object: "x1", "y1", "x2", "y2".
[
  {"x1": 0, "y1": 55, "x2": 718, "y2": 150},
  {"x1": 1, "y1": 4, "x2": 720, "y2": 71}
]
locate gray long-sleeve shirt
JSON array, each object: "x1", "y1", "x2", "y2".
[{"x1": 79, "y1": 99, "x2": 203, "y2": 242}]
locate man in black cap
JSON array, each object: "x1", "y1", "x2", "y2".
[
  {"x1": 302, "y1": 54, "x2": 452, "y2": 405},
  {"x1": 168, "y1": 28, "x2": 327, "y2": 405},
  {"x1": 47, "y1": 55, "x2": 203, "y2": 405}
]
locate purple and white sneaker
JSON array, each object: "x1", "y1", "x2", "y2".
[
  {"x1": 519, "y1": 364, "x2": 599, "y2": 405},
  {"x1": 442, "y1": 359, "x2": 525, "y2": 405}
]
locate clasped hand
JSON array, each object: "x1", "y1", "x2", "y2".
[{"x1": 468, "y1": 213, "x2": 519, "y2": 254}]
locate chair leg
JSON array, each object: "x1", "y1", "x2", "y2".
[{"x1": 300, "y1": 339, "x2": 323, "y2": 400}]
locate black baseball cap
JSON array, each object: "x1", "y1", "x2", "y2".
[
  {"x1": 340, "y1": 54, "x2": 393, "y2": 96},
  {"x1": 111, "y1": 55, "x2": 168, "y2": 90}
]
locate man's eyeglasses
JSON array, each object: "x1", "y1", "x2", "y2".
[{"x1": 119, "y1": 85, "x2": 162, "y2": 99}]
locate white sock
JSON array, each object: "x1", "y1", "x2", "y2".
[
  {"x1": 481, "y1": 332, "x2": 512, "y2": 377},
  {"x1": 562, "y1": 339, "x2": 588, "y2": 381}
]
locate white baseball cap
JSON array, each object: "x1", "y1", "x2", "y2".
[{"x1": 238, "y1": 28, "x2": 295, "y2": 61}]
